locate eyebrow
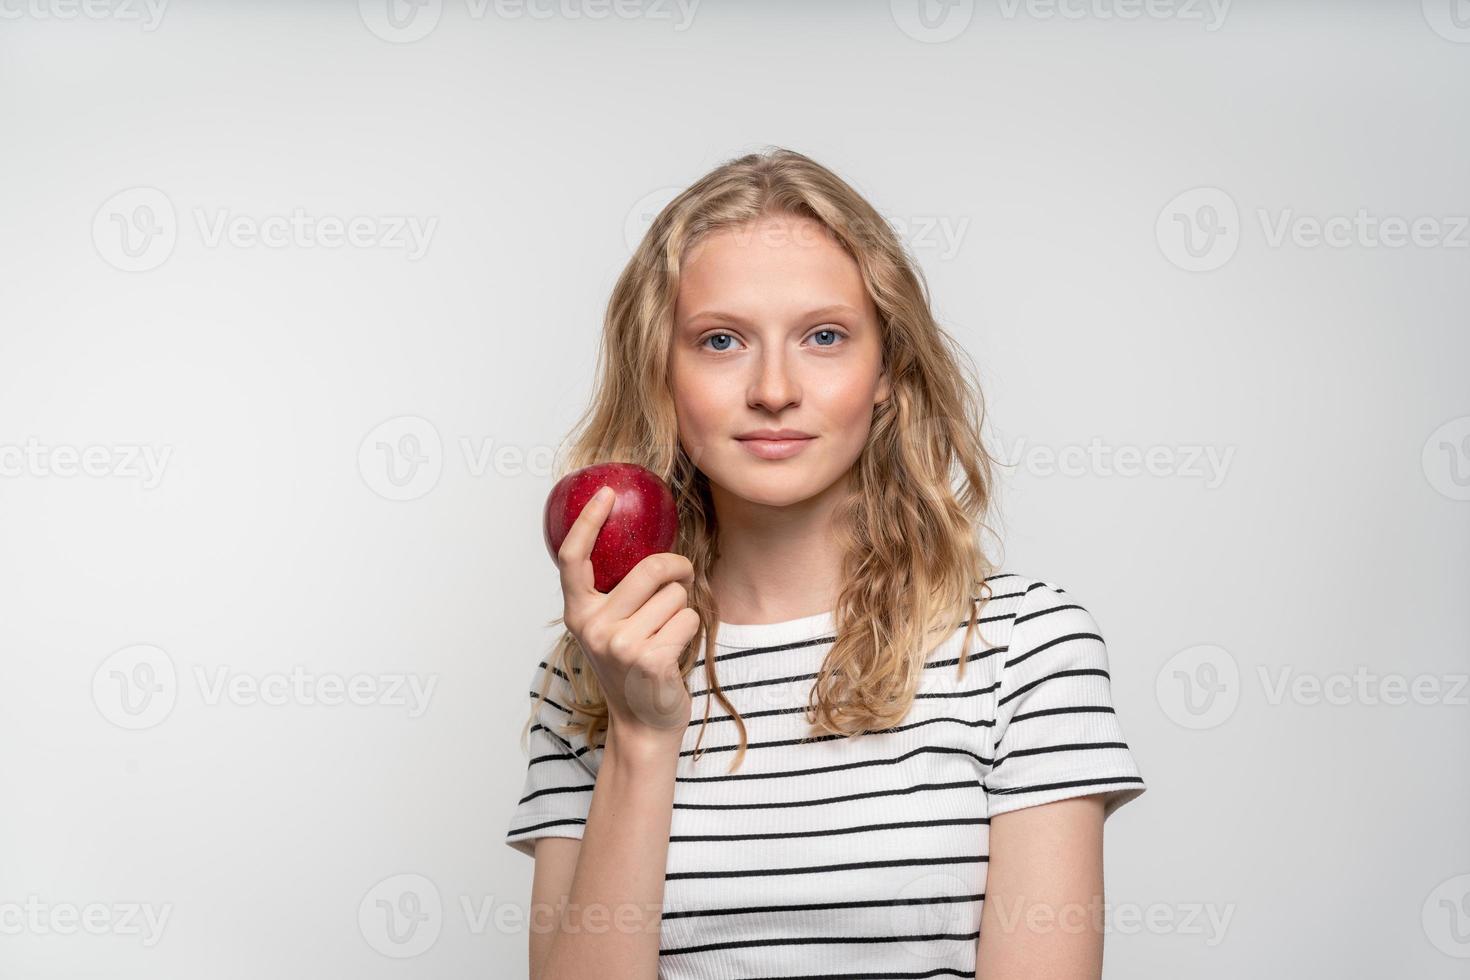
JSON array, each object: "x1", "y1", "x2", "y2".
[{"x1": 682, "y1": 304, "x2": 862, "y2": 327}]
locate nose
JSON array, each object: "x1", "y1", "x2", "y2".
[{"x1": 747, "y1": 345, "x2": 800, "y2": 414}]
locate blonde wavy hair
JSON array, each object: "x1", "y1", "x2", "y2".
[{"x1": 523, "y1": 146, "x2": 1003, "y2": 772}]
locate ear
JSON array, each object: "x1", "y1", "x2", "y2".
[{"x1": 875, "y1": 368, "x2": 892, "y2": 407}]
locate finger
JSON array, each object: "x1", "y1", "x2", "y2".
[
  {"x1": 620, "y1": 580, "x2": 692, "y2": 652},
  {"x1": 557, "y1": 485, "x2": 615, "y2": 601},
  {"x1": 601, "y1": 551, "x2": 695, "y2": 623},
  {"x1": 654, "y1": 606, "x2": 702, "y2": 650}
]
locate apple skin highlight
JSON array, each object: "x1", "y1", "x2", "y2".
[{"x1": 543, "y1": 462, "x2": 680, "y2": 593}]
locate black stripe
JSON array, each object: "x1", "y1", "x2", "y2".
[
  {"x1": 704, "y1": 633, "x2": 839, "y2": 665},
  {"x1": 1003, "y1": 630, "x2": 1102, "y2": 671},
  {"x1": 688, "y1": 703, "x2": 816, "y2": 728},
  {"x1": 535, "y1": 661, "x2": 578, "y2": 682},
  {"x1": 673, "y1": 779, "x2": 981, "y2": 811},
  {"x1": 1013, "y1": 602, "x2": 1087, "y2": 628},
  {"x1": 990, "y1": 741, "x2": 1131, "y2": 771},
  {"x1": 506, "y1": 816, "x2": 586, "y2": 836},
  {"x1": 680, "y1": 715, "x2": 995, "y2": 759},
  {"x1": 1008, "y1": 704, "x2": 1117, "y2": 724},
  {"x1": 689, "y1": 644, "x2": 1007, "y2": 699},
  {"x1": 529, "y1": 723, "x2": 593, "y2": 761},
  {"x1": 688, "y1": 683, "x2": 1000, "y2": 731},
  {"x1": 517, "y1": 782, "x2": 593, "y2": 805},
  {"x1": 697, "y1": 590, "x2": 1022, "y2": 667},
  {"x1": 676, "y1": 745, "x2": 991, "y2": 784},
  {"x1": 915, "y1": 682, "x2": 1001, "y2": 700},
  {"x1": 668, "y1": 816, "x2": 987, "y2": 843},
  {"x1": 661, "y1": 891, "x2": 984, "y2": 921},
  {"x1": 666, "y1": 854, "x2": 985, "y2": 882},
  {"x1": 530, "y1": 693, "x2": 576, "y2": 715},
  {"x1": 661, "y1": 930, "x2": 982, "y2": 957},
  {"x1": 987, "y1": 775, "x2": 1145, "y2": 797},
  {"x1": 996, "y1": 667, "x2": 1109, "y2": 708}
]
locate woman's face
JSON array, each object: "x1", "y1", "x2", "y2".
[{"x1": 669, "y1": 211, "x2": 891, "y2": 509}]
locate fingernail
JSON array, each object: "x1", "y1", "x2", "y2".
[{"x1": 597, "y1": 487, "x2": 613, "y2": 503}]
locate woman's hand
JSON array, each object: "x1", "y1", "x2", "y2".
[{"x1": 557, "y1": 486, "x2": 699, "y2": 752}]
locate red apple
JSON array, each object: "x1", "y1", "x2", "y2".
[{"x1": 543, "y1": 462, "x2": 680, "y2": 593}]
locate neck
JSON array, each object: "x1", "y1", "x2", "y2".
[{"x1": 707, "y1": 473, "x2": 850, "y2": 625}]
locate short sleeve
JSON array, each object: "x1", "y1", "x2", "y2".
[
  {"x1": 984, "y1": 581, "x2": 1147, "y2": 820},
  {"x1": 504, "y1": 658, "x2": 601, "y2": 858}
]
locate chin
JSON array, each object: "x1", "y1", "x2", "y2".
[{"x1": 716, "y1": 465, "x2": 831, "y2": 509}]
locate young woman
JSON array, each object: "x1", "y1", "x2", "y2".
[{"x1": 505, "y1": 148, "x2": 1147, "y2": 980}]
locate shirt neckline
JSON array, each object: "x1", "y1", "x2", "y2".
[{"x1": 713, "y1": 609, "x2": 837, "y2": 648}]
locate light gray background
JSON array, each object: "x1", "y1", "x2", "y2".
[{"x1": 2, "y1": 1, "x2": 1467, "y2": 977}]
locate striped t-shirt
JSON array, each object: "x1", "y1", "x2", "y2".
[{"x1": 505, "y1": 572, "x2": 1147, "y2": 978}]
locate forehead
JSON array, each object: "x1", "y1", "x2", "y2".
[{"x1": 676, "y1": 213, "x2": 871, "y2": 321}]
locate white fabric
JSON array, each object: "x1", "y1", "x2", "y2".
[{"x1": 505, "y1": 572, "x2": 1147, "y2": 978}]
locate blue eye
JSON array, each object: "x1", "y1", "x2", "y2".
[{"x1": 696, "y1": 328, "x2": 848, "y2": 352}]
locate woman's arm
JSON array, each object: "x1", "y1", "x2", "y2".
[
  {"x1": 532, "y1": 725, "x2": 680, "y2": 980},
  {"x1": 975, "y1": 794, "x2": 1110, "y2": 980}
]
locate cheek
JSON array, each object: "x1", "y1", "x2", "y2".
[
  {"x1": 671, "y1": 373, "x2": 723, "y2": 446},
  {"x1": 812, "y1": 374, "x2": 879, "y2": 426}
]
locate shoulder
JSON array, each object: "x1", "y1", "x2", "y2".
[
  {"x1": 980, "y1": 570, "x2": 1079, "y2": 615},
  {"x1": 979, "y1": 571, "x2": 1106, "y2": 651}
]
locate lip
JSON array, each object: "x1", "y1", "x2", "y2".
[
  {"x1": 735, "y1": 435, "x2": 815, "y2": 460},
  {"x1": 736, "y1": 428, "x2": 814, "y2": 441}
]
